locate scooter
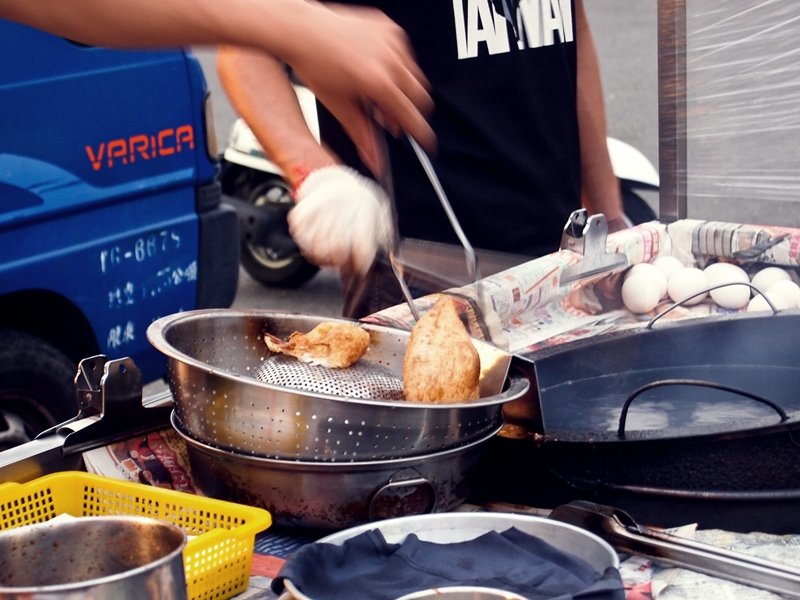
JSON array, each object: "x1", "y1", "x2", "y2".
[{"x1": 219, "y1": 84, "x2": 660, "y2": 288}]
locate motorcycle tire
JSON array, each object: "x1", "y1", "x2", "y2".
[
  {"x1": 0, "y1": 330, "x2": 78, "y2": 451},
  {"x1": 225, "y1": 166, "x2": 320, "y2": 288}
]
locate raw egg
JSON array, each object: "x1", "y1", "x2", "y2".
[
  {"x1": 667, "y1": 267, "x2": 709, "y2": 306},
  {"x1": 621, "y1": 272, "x2": 662, "y2": 314},
  {"x1": 750, "y1": 267, "x2": 791, "y2": 296},
  {"x1": 703, "y1": 263, "x2": 750, "y2": 309}
]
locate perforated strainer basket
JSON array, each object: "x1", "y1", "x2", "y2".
[{"x1": 147, "y1": 309, "x2": 528, "y2": 462}]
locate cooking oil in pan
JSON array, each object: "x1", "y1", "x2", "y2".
[{"x1": 540, "y1": 364, "x2": 800, "y2": 434}]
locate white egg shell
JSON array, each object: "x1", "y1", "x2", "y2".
[
  {"x1": 747, "y1": 292, "x2": 790, "y2": 312},
  {"x1": 625, "y1": 263, "x2": 668, "y2": 299},
  {"x1": 767, "y1": 279, "x2": 800, "y2": 308},
  {"x1": 750, "y1": 267, "x2": 791, "y2": 296},
  {"x1": 703, "y1": 263, "x2": 750, "y2": 309},
  {"x1": 667, "y1": 267, "x2": 709, "y2": 306},
  {"x1": 621, "y1": 272, "x2": 662, "y2": 314},
  {"x1": 651, "y1": 256, "x2": 684, "y2": 281}
]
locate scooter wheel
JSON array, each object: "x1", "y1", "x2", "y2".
[{"x1": 239, "y1": 178, "x2": 320, "y2": 288}]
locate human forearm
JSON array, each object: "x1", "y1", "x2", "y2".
[
  {"x1": 0, "y1": 0, "x2": 307, "y2": 54},
  {"x1": 575, "y1": 0, "x2": 624, "y2": 225},
  {"x1": 0, "y1": 0, "x2": 434, "y2": 154},
  {"x1": 217, "y1": 46, "x2": 337, "y2": 189},
  {"x1": 217, "y1": 45, "x2": 394, "y2": 275}
]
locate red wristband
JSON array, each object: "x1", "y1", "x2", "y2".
[{"x1": 289, "y1": 165, "x2": 313, "y2": 196}]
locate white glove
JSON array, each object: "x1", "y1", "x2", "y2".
[{"x1": 289, "y1": 165, "x2": 394, "y2": 275}]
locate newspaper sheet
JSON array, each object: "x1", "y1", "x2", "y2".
[{"x1": 365, "y1": 219, "x2": 800, "y2": 358}]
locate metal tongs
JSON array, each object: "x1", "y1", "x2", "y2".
[
  {"x1": 377, "y1": 132, "x2": 483, "y2": 321},
  {"x1": 375, "y1": 133, "x2": 510, "y2": 397},
  {"x1": 550, "y1": 500, "x2": 800, "y2": 598}
]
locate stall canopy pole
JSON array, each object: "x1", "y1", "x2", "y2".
[{"x1": 657, "y1": 0, "x2": 687, "y2": 222}]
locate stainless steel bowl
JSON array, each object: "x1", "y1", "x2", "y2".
[
  {"x1": 172, "y1": 412, "x2": 499, "y2": 530},
  {"x1": 0, "y1": 515, "x2": 187, "y2": 599},
  {"x1": 148, "y1": 309, "x2": 527, "y2": 462}
]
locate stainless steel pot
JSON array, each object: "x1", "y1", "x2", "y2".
[
  {"x1": 0, "y1": 515, "x2": 187, "y2": 599},
  {"x1": 282, "y1": 512, "x2": 619, "y2": 600},
  {"x1": 394, "y1": 588, "x2": 526, "y2": 600},
  {"x1": 147, "y1": 309, "x2": 526, "y2": 462},
  {"x1": 171, "y1": 412, "x2": 499, "y2": 530}
]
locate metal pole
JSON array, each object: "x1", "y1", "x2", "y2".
[{"x1": 657, "y1": 0, "x2": 688, "y2": 222}]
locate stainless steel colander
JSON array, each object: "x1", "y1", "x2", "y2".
[
  {"x1": 147, "y1": 309, "x2": 528, "y2": 461},
  {"x1": 253, "y1": 354, "x2": 405, "y2": 401}
]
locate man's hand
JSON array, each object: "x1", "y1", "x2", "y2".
[
  {"x1": 289, "y1": 165, "x2": 394, "y2": 275},
  {"x1": 283, "y1": 4, "x2": 436, "y2": 175}
]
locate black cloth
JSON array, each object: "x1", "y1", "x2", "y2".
[
  {"x1": 318, "y1": 0, "x2": 581, "y2": 258},
  {"x1": 271, "y1": 526, "x2": 625, "y2": 600}
]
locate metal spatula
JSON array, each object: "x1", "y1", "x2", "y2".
[{"x1": 550, "y1": 500, "x2": 800, "y2": 598}]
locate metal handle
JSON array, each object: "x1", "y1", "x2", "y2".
[
  {"x1": 378, "y1": 129, "x2": 421, "y2": 320},
  {"x1": 407, "y1": 135, "x2": 480, "y2": 286},
  {"x1": 405, "y1": 135, "x2": 490, "y2": 316},
  {"x1": 617, "y1": 378, "x2": 790, "y2": 439},
  {"x1": 368, "y1": 468, "x2": 436, "y2": 520},
  {"x1": 551, "y1": 500, "x2": 800, "y2": 599},
  {"x1": 646, "y1": 282, "x2": 778, "y2": 329}
]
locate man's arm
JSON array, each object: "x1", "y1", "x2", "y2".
[
  {"x1": 0, "y1": 0, "x2": 434, "y2": 155},
  {"x1": 574, "y1": 0, "x2": 626, "y2": 229},
  {"x1": 217, "y1": 46, "x2": 394, "y2": 275},
  {"x1": 217, "y1": 47, "x2": 343, "y2": 189}
]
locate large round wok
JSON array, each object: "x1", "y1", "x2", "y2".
[{"x1": 478, "y1": 310, "x2": 800, "y2": 533}]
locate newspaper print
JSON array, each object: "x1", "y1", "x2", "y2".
[
  {"x1": 366, "y1": 219, "x2": 799, "y2": 357},
  {"x1": 652, "y1": 527, "x2": 800, "y2": 599}
]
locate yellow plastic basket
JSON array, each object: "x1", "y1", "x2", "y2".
[{"x1": 0, "y1": 471, "x2": 271, "y2": 600}]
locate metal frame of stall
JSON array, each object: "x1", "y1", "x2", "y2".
[
  {"x1": 657, "y1": 0, "x2": 687, "y2": 223},
  {"x1": 657, "y1": 0, "x2": 800, "y2": 227}
]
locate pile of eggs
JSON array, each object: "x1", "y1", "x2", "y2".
[{"x1": 621, "y1": 257, "x2": 800, "y2": 314}]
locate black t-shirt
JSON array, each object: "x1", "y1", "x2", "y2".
[{"x1": 318, "y1": 0, "x2": 580, "y2": 257}]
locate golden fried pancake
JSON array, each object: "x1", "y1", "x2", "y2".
[
  {"x1": 403, "y1": 296, "x2": 480, "y2": 403},
  {"x1": 264, "y1": 322, "x2": 370, "y2": 368}
]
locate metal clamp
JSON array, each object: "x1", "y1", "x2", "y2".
[
  {"x1": 61, "y1": 355, "x2": 172, "y2": 455},
  {"x1": 0, "y1": 355, "x2": 172, "y2": 483},
  {"x1": 559, "y1": 209, "x2": 628, "y2": 285}
]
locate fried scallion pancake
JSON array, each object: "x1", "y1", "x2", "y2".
[
  {"x1": 402, "y1": 296, "x2": 480, "y2": 403},
  {"x1": 264, "y1": 322, "x2": 370, "y2": 368}
]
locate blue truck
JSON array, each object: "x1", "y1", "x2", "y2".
[{"x1": 0, "y1": 21, "x2": 239, "y2": 449}]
